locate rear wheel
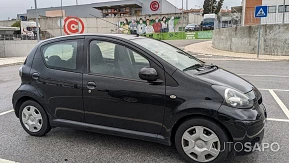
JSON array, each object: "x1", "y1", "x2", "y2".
[
  {"x1": 19, "y1": 100, "x2": 51, "y2": 136},
  {"x1": 175, "y1": 118, "x2": 229, "y2": 163}
]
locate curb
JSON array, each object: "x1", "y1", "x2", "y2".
[{"x1": 188, "y1": 52, "x2": 289, "y2": 62}]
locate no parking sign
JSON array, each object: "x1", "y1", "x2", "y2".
[{"x1": 64, "y1": 16, "x2": 85, "y2": 35}]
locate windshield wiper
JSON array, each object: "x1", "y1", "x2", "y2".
[{"x1": 183, "y1": 64, "x2": 204, "y2": 71}]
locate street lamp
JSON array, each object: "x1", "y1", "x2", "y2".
[
  {"x1": 282, "y1": 0, "x2": 285, "y2": 23},
  {"x1": 76, "y1": 0, "x2": 80, "y2": 33},
  {"x1": 34, "y1": 0, "x2": 40, "y2": 42},
  {"x1": 60, "y1": 0, "x2": 64, "y2": 36}
]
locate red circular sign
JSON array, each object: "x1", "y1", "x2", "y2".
[
  {"x1": 64, "y1": 16, "x2": 85, "y2": 35},
  {"x1": 150, "y1": 1, "x2": 160, "y2": 11}
]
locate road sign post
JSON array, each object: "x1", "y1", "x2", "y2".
[{"x1": 255, "y1": 6, "x2": 268, "y2": 59}]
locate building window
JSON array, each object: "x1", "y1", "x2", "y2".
[
  {"x1": 286, "y1": 5, "x2": 289, "y2": 12},
  {"x1": 268, "y1": 6, "x2": 277, "y2": 13},
  {"x1": 278, "y1": 5, "x2": 289, "y2": 13}
]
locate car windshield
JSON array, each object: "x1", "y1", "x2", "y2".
[
  {"x1": 187, "y1": 24, "x2": 196, "y2": 27},
  {"x1": 131, "y1": 38, "x2": 202, "y2": 71},
  {"x1": 203, "y1": 18, "x2": 215, "y2": 25}
]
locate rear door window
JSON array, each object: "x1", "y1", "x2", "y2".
[{"x1": 43, "y1": 41, "x2": 78, "y2": 70}]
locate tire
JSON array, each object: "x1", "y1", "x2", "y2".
[
  {"x1": 19, "y1": 100, "x2": 51, "y2": 136},
  {"x1": 175, "y1": 118, "x2": 229, "y2": 163}
]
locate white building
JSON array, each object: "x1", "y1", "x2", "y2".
[
  {"x1": 262, "y1": 0, "x2": 289, "y2": 24},
  {"x1": 242, "y1": 0, "x2": 289, "y2": 26},
  {"x1": 27, "y1": 0, "x2": 181, "y2": 19}
]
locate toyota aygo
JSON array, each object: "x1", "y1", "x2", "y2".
[{"x1": 13, "y1": 34, "x2": 267, "y2": 163}]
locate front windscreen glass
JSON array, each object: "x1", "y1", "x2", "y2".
[{"x1": 131, "y1": 38, "x2": 202, "y2": 71}]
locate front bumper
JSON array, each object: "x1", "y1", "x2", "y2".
[{"x1": 216, "y1": 103, "x2": 267, "y2": 155}]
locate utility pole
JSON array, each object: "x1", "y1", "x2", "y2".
[
  {"x1": 182, "y1": 0, "x2": 184, "y2": 31},
  {"x1": 186, "y1": 0, "x2": 188, "y2": 10},
  {"x1": 60, "y1": 0, "x2": 64, "y2": 36},
  {"x1": 34, "y1": 0, "x2": 40, "y2": 42},
  {"x1": 283, "y1": 0, "x2": 286, "y2": 23},
  {"x1": 76, "y1": 0, "x2": 80, "y2": 33}
]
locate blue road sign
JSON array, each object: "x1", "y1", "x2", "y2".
[{"x1": 255, "y1": 6, "x2": 268, "y2": 18}]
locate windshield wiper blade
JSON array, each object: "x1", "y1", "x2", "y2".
[
  {"x1": 183, "y1": 64, "x2": 204, "y2": 71},
  {"x1": 207, "y1": 64, "x2": 218, "y2": 69}
]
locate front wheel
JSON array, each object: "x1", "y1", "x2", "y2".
[
  {"x1": 19, "y1": 100, "x2": 51, "y2": 136},
  {"x1": 175, "y1": 118, "x2": 230, "y2": 163}
]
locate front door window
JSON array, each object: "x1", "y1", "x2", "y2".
[{"x1": 89, "y1": 40, "x2": 150, "y2": 80}]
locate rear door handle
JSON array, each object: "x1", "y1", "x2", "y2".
[
  {"x1": 32, "y1": 72, "x2": 40, "y2": 80},
  {"x1": 87, "y1": 81, "x2": 97, "y2": 90}
]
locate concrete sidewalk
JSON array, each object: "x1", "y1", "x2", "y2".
[
  {"x1": 0, "y1": 57, "x2": 26, "y2": 67},
  {"x1": 184, "y1": 41, "x2": 289, "y2": 61}
]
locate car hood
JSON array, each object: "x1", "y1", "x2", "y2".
[{"x1": 193, "y1": 68, "x2": 254, "y2": 93}]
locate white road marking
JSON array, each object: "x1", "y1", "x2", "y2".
[
  {"x1": 269, "y1": 90, "x2": 289, "y2": 119},
  {"x1": 260, "y1": 89, "x2": 289, "y2": 92},
  {"x1": 267, "y1": 118, "x2": 289, "y2": 123},
  {"x1": 0, "y1": 158, "x2": 17, "y2": 163},
  {"x1": 0, "y1": 110, "x2": 14, "y2": 116},
  {"x1": 238, "y1": 74, "x2": 289, "y2": 78}
]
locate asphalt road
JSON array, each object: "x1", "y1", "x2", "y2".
[{"x1": 0, "y1": 40, "x2": 289, "y2": 163}]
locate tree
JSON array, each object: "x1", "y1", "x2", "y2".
[
  {"x1": 203, "y1": 0, "x2": 224, "y2": 15},
  {"x1": 11, "y1": 21, "x2": 21, "y2": 27},
  {"x1": 215, "y1": 0, "x2": 224, "y2": 14}
]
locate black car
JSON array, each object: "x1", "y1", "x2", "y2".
[{"x1": 13, "y1": 34, "x2": 267, "y2": 163}]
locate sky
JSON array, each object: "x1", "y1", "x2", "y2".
[{"x1": 0, "y1": 0, "x2": 242, "y2": 20}]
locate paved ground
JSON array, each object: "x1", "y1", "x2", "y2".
[
  {"x1": 0, "y1": 40, "x2": 289, "y2": 163},
  {"x1": 165, "y1": 40, "x2": 208, "y2": 49},
  {"x1": 185, "y1": 41, "x2": 289, "y2": 61}
]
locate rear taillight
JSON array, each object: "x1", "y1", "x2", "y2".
[{"x1": 19, "y1": 66, "x2": 23, "y2": 77}]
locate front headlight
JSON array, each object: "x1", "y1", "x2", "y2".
[{"x1": 213, "y1": 85, "x2": 254, "y2": 109}]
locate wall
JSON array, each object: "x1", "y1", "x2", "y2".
[
  {"x1": 27, "y1": 4, "x2": 102, "y2": 19},
  {"x1": 0, "y1": 20, "x2": 17, "y2": 27},
  {"x1": 160, "y1": 0, "x2": 181, "y2": 14},
  {"x1": 244, "y1": 0, "x2": 262, "y2": 25},
  {"x1": 212, "y1": 24, "x2": 289, "y2": 56},
  {"x1": 39, "y1": 13, "x2": 187, "y2": 36},
  {"x1": 0, "y1": 40, "x2": 37, "y2": 57},
  {"x1": 188, "y1": 14, "x2": 203, "y2": 25}
]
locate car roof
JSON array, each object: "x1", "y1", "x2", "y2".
[{"x1": 40, "y1": 34, "x2": 146, "y2": 43}]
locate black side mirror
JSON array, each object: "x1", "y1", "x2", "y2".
[{"x1": 139, "y1": 68, "x2": 158, "y2": 82}]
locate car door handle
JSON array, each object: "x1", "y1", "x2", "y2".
[
  {"x1": 32, "y1": 72, "x2": 40, "y2": 80},
  {"x1": 87, "y1": 82, "x2": 97, "y2": 90}
]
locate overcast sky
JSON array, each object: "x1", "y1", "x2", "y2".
[{"x1": 0, "y1": 0, "x2": 242, "y2": 20}]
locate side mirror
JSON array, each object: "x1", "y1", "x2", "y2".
[{"x1": 139, "y1": 67, "x2": 158, "y2": 82}]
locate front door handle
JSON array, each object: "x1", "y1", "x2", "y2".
[
  {"x1": 32, "y1": 72, "x2": 40, "y2": 80},
  {"x1": 87, "y1": 81, "x2": 97, "y2": 90}
]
